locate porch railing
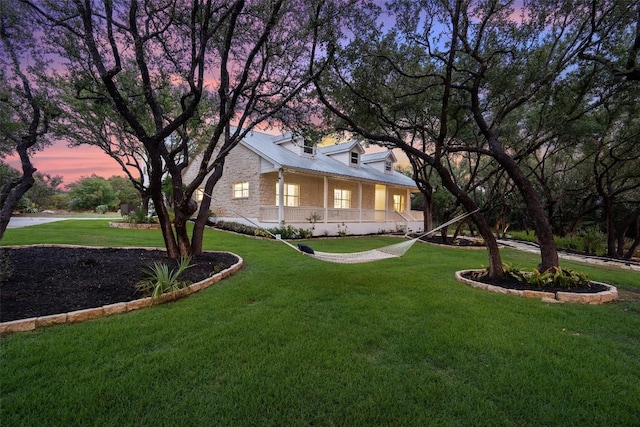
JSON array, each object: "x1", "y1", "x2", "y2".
[{"x1": 259, "y1": 206, "x2": 424, "y2": 223}]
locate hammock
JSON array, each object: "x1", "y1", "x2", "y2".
[
  {"x1": 275, "y1": 209, "x2": 479, "y2": 264},
  {"x1": 307, "y1": 239, "x2": 416, "y2": 264},
  {"x1": 204, "y1": 187, "x2": 478, "y2": 264}
]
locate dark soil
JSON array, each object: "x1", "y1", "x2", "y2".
[
  {"x1": 0, "y1": 247, "x2": 238, "y2": 323},
  {"x1": 461, "y1": 271, "x2": 608, "y2": 294},
  {"x1": 418, "y1": 235, "x2": 485, "y2": 247}
]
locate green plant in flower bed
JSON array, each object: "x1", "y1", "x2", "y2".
[
  {"x1": 213, "y1": 220, "x2": 260, "y2": 236},
  {"x1": 126, "y1": 206, "x2": 158, "y2": 224},
  {"x1": 135, "y1": 256, "x2": 193, "y2": 300},
  {"x1": 214, "y1": 220, "x2": 312, "y2": 239},
  {"x1": 526, "y1": 266, "x2": 590, "y2": 289},
  {"x1": 502, "y1": 263, "x2": 590, "y2": 289},
  {"x1": 268, "y1": 224, "x2": 312, "y2": 239}
]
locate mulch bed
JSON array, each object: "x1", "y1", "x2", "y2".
[
  {"x1": 461, "y1": 270, "x2": 608, "y2": 294},
  {"x1": 418, "y1": 235, "x2": 485, "y2": 247},
  {"x1": 0, "y1": 247, "x2": 238, "y2": 323}
]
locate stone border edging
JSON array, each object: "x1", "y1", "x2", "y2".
[
  {"x1": 0, "y1": 246, "x2": 244, "y2": 335},
  {"x1": 108, "y1": 222, "x2": 160, "y2": 229},
  {"x1": 455, "y1": 269, "x2": 618, "y2": 304}
]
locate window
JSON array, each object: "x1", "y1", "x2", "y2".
[
  {"x1": 393, "y1": 194, "x2": 404, "y2": 212},
  {"x1": 334, "y1": 189, "x2": 351, "y2": 209},
  {"x1": 195, "y1": 189, "x2": 205, "y2": 202},
  {"x1": 233, "y1": 182, "x2": 249, "y2": 199},
  {"x1": 276, "y1": 183, "x2": 300, "y2": 206},
  {"x1": 385, "y1": 160, "x2": 393, "y2": 172},
  {"x1": 302, "y1": 140, "x2": 315, "y2": 156},
  {"x1": 350, "y1": 151, "x2": 359, "y2": 166}
]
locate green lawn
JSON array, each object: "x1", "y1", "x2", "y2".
[{"x1": 2, "y1": 220, "x2": 640, "y2": 426}]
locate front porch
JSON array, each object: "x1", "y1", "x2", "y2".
[
  {"x1": 259, "y1": 206, "x2": 423, "y2": 224},
  {"x1": 256, "y1": 206, "x2": 424, "y2": 236}
]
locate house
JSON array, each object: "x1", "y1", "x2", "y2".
[{"x1": 184, "y1": 130, "x2": 424, "y2": 236}]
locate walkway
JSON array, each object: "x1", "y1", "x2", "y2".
[{"x1": 498, "y1": 239, "x2": 640, "y2": 272}]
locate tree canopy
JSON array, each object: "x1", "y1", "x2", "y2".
[
  {"x1": 311, "y1": 0, "x2": 640, "y2": 270},
  {"x1": 23, "y1": 0, "x2": 340, "y2": 257}
]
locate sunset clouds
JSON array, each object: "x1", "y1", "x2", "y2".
[{"x1": 5, "y1": 141, "x2": 124, "y2": 187}]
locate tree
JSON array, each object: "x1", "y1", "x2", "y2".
[
  {"x1": 53, "y1": 70, "x2": 153, "y2": 213},
  {"x1": 438, "y1": 0, "x2": 606, "y2": 271},
  {"x1": 312, "y1": 1, "x2": 505, "y2": 277},
  {"x1": 108, "y1": 175, "x2": 141, "y2": 207},
  {"x1": 67, "y1": 175, "x2": 118, "y2": 212},
  {"x1": 27, "y1": 0, "x2": 335, "y2": 258},
  {"x1": 587, "y1": 90, "x2": 640, "y2": 257},
  {"x1": 22, "y1": 172, "x2": 62, "y2": 210},
  {"x1": 0, "y1": 0, "x2": 57, "y2": 240},
  {"x1": 580, "y1": 0, "x2": 640, "y2": 81}
]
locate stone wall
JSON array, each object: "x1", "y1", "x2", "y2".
[{"x1": 209, "y1": 144, "x2": 262, "y2": 218}]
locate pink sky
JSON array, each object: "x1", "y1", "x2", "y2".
[{"x1": 5, "y1": 141, "x2": 125, "y2": 187}]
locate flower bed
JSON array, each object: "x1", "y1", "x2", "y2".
[{"x1": 455, "y1": 269, "x2": 618, "y2": 304}]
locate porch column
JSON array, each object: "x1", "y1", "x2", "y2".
[
  {"x1": 323, "y1": 176, "x2": 328, "y2": 224},
  {"x1": 358, "y1": 182, "x2": 362, "y2": 223},
  {"x1": 385, "y1": 186, "x2": 389, "y2": 221},
  {"x1": 406, "y1": 189, "x2": 410, "y2": 211},
  {"x1": 278, "y1": 168, "x2": 285, "y2": 225}
]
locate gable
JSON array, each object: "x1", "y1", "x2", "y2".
[{"x1": 362, "y1": 151, "x2": 398, "y2": 174}]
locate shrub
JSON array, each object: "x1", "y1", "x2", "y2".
[
  {"x1": 554, "y1": 235, "x2": 580, "y2": 251},
  {"x1": 214, "y1": 221, "x2": 261, "y2": 236},
  {"x1": 126, "y1": 207, "x2": 157, "y2": 224},
  {"x1": 136, "y1": 256, "x2": 193, "y2": 300},
  {"x1": 525, "y1": 267, "x2": 590, "y2": 289},
  {"x1": 579, "y1": 227, "x2": 605, "y2": 254},
  {"x1": 95, "y1": 204, "x2": 109, "y2": 214},
  {"x1": 475, "y1": 264, "x2": 591, "y2": 290},
  {"x1": 268, "y1": 225, "x2": 312, "y2": 239},
  {"x1": 213, "y1": 221, "x2": 312, "y2": 239},
  {"x1": 17, "y1": 198, "x2": 39, "y2": 213}
]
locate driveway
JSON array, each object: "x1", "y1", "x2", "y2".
[
  {"x1": 6, "y1": 216, "x2": 119, "y2": 229},
  {"x1": 6, "y1": 217, "x2": 68, "y2": 229}
]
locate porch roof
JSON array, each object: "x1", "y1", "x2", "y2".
[{"x1": 240, "y1": 131, "x2": 417, "y2": 189}]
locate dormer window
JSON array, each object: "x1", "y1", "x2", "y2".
[
  {"x1": 350, "y1": 151, "x2": 359, "y2": 166},
  {"x1": 385, "y1": 160, "x2": 392, "y2": 173},
  {"x1": 302, "y1": 139, "x2": 315, "y2": 156}
]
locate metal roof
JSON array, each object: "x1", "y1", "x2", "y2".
[
  {"x1": 362, "y1": 150, "x2": 398, "y2": 163},
  {"x1": 240, "y1": 130, "x2": 417, "y2": 188}
]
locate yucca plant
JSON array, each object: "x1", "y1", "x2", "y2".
[{"x1": 136, "y1": 256, "x2": 193, "y2": 300}]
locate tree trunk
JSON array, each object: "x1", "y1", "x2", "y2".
[
  {"x1": 0, "y1": 176, "x2": 35, "y2": 241},
  {"x1": 0, "y1": 144, "x2": 37, "y2": 242},
  {"x1": 624, "y1": 215, "x2": 640, "y2": 260},
  {"x1": 439, "y1": 225, "x2": 449, "y2": 245},
  {"x1": 422, "y1": 190, "x2": 433, "y2": 232},
  {"x1": 603, "y1": 198, "x2": 617, "y2": 257},
  {"x1": 191, "y1": 163, "x2": 225, "y2": 256},
  {"x1": 174, "y1": 199, "x2": 198, "y2": 258},
  {"x1": 487, "y1": 135, "x2": 559, "y2": 271},
  {"x1": 431, "y1": 161, "x2": 503, "y2": 279},
  {"x1": 615, "y1": 212, "x2": 638, "y2": 257},
  {"x1": 146, "y1": 147, "x2": 180, "y2": 259},
  {"x1": 625, "y1": 236, "x2": 640, "y2": 260}
]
